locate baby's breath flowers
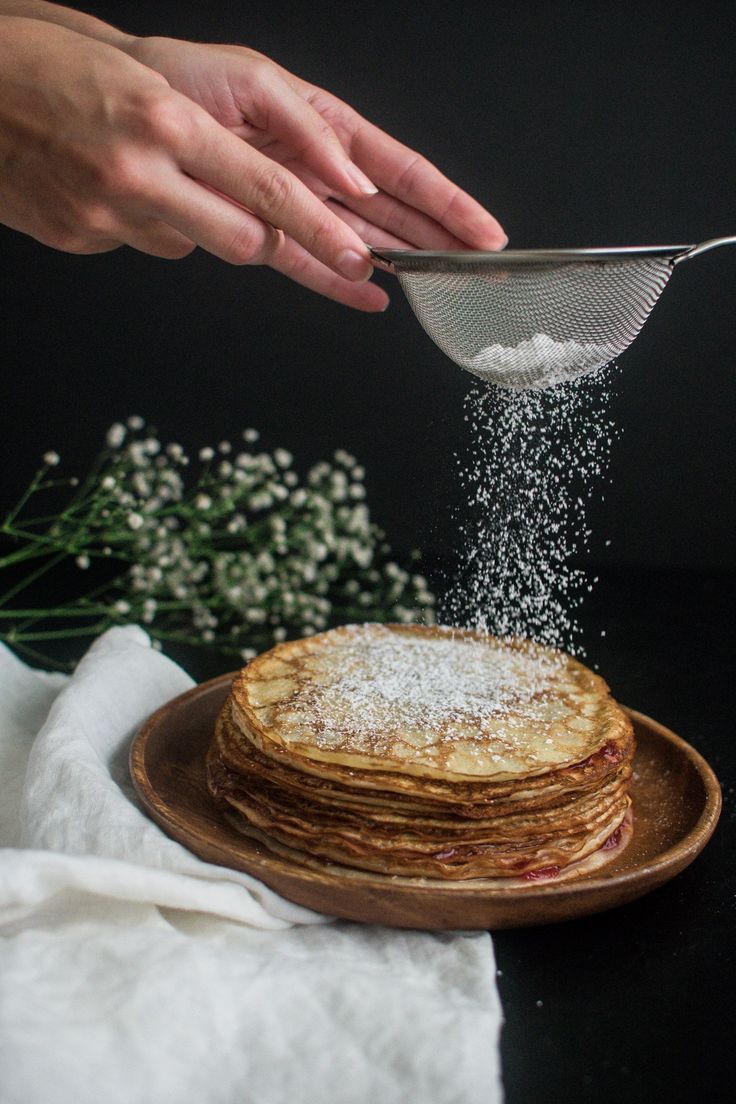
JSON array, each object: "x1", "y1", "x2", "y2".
[{"x1": 0, "y1": 419, "x2": 435, "y2": 668}]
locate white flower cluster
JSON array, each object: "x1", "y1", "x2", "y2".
[{"x1": 74, "y1": 421, "x2": 435, "y2": 655}]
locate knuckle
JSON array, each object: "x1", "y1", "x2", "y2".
[
  {"x1": 86, "y1": 149, "x2": 147, "y2": 201},
  {"x1": 76, "y1": 201, "x2": 116, "y2": 238},
  {"x1": 111, "y1": 153, "x2": 148, "y2": 199},
  {"x1": 224, "y1": 220, "x2": 265, "y2": 265},
  {"x1": 135, "y1": 90, "x2": 192, "y2": 149},
  {"x1": 393, "y1": 150, "x2": 427, "y2": 198},
  {"x1": 224, "y1": 221, "x2": 281, "y2": 266},
  {"x1": 311, "y1": 116, "x2": 339, "y2": 146},
  {"x1": 45, "y1": 223, "x2": 96, "y2": 254},
  {"x1": 37, "y1": 201, "x2": 121, "y2": 254},
  {"x1": 306, "y1": 215, "x2": 338, "y2": 258},
  {"x1": 249, "y1": 166, "x2": 294, "y2": 219},
  {"x1": 248, "y1": 57, "x2": 279, "y2": 90},
  {"x1": 438, "y1": 185, "x2": 468, "y2": 226}
]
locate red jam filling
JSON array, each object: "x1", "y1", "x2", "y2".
[
  {"x1": 522, "y1": 865, "x2": 560, "y2": 882},
  {"x1": 602, "y1": 825, "x2": 623, "y2": 850}
]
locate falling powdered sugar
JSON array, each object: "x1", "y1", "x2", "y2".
[{"x1": 442, "y1": 365, "x2": 618, "y2": 654}]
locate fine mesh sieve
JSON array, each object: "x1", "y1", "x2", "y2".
[{"x1": 369, "y1": 238, "x2": 736, "y2": 390}]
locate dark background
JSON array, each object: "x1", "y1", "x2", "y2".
[
  {"x1": 1, "y1": 3, "x2": 735, "y2": 1103},
  {"x1": 1, "y1": 0, "x2": 735, "y2": 574}
]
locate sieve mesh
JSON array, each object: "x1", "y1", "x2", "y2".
[{"x1": 390, "y1": 255, "x2": 675, "y2": 390}]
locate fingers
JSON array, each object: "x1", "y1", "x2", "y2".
[
  {"x1": 148, "y1": 171, "x2": 286, "y2": 265},
  {"x1": 48, "y1": 237, "x2": 122, "y2": 255},
  {"x1": 298, "y1": 87, "x2": 507, "y2": 250},
  {"x1": 268, "y1": 235, "x2": 390, "y2": 312},
  {"x1": 118, "y1": 219, "x2": 195, "y2": 259},
  {"x1": 331, "y1": 191, "x2": 481, "y2": 251},
  {"x1": 293, "y1": 160, "x2": 487, "y2": 251},
  {"x1": 236, "y1": 65, "x2": 378, "y2": 200},
  {"x1": 278, "y1": 162, "x2": 458, "y2": 249},
  {"x1": 351, "y1": 120, "x2": 507, "y2": 249},
  {"x1": 175, "y1": 102, "x2": 375, "y2": 280},
  {"x1": 324, "y1": 199, "x2": 412, "y2": 250}
]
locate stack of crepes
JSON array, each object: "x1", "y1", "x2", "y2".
[{"x1": 206, "y1": 624, "x2": 635, "y2": 882}]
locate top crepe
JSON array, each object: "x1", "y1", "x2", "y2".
[{"x1": 230, "y1": 623, "x2": 631, "y2": 783}]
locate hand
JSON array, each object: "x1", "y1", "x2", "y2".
[
  {"x1": 0, "y1": 18, "x2": 385, "y2": 300},
  {"x1": 127, "y1": 36, "x2": 507, "y2": 308},
  {"x1": 0, "y1": 15, "x2": 506, "y2": 311}
]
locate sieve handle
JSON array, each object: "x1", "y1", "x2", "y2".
[{"x1": 674, "y1": 236, "x2": 736, "y2": 264}]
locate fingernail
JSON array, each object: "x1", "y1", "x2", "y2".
[
  {"x1": 342, "y1": 162, "x2": 379, "y2": 196},
  {"x1": 337, "y1": 249, "x2": 373, "y2": 281}
]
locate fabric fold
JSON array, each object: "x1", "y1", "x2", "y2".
[{"x1": 0, "y1": 627, "x2": 502, "y2": 1104}]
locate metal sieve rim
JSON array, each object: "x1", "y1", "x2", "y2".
[{"x1": 368, "y1": 245, "x2": 691, "y2": 270}]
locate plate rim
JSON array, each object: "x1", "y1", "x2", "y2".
[{"x1": 130, "y1": 672, "x2": 723, "y2": 907}]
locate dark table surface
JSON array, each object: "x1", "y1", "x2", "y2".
[
  {"x1": 492, "y1": 567, "x2": 735, "y2": 1104},
  {"x1": 26, "y1": 564, "x2": 735, "y2": 1104}
]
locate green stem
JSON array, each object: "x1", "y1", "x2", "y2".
[
  {"x1": 17, "y1": 500, "x2": 102, "y2": 527},
  {"x1": 3, "y1": 639, "x2": 73, "y2": 671},
  {"x1": 0, "y1": 604, "x2": 113, "y2": 620},
  {"x1": 144, "y1": 628, "x2": 208, "y2": 645},
  {"x1": 0, "y1": 532, "x2": 72, "y2": 569},
  {"x1": 0, "y1": 546, "x2": 51, "y2": 571},
  {"x1": 0, "y1": 549, "x2": 69, "y2": 609},
  {"x1": 0, "y1": 622, "x2": 109, "y2": 642},
  {"x1": 0, "y1": 595, "x2": 213, "y2": 619},
  {"x1": 1, "y1": 468, "x2": 45, "y2": 530},
  {"x1": 59, "y1": 450, "x2": 108, "y2": 517}
]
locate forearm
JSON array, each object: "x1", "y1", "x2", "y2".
[{"x1": 0, "y1": 1, "x2": 133, "y2": 49}]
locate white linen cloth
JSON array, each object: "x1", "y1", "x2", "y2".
[{"x1": 0, "y1": 626, "x2": 502, "y2": 1104}]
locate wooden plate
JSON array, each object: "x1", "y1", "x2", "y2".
[{"x1": 130, "y1": 673, "x2": 722, "y2": 930}]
